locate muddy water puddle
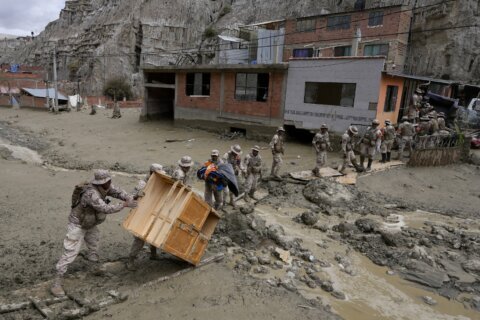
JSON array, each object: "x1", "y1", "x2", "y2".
[{"x1": 252, "y1": 204, "x2": 477, "y2": 320}]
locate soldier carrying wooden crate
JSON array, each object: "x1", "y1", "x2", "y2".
[{"x1": 51, "y1": 170, "x2": 137, "y2": 297}]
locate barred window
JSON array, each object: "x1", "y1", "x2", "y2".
[
  {"x1": 368, "y1": 11, "x2": 384, "y2": 27},
  {"x1": 186, "y1": 73, "x2": 210, "y2": 96},
  {"x1": 364, "y1": 44, "x2": 389, "y2": 57},
  {"x1": 327, "y1": 15, "x2": 351, "y2": 31},
  {"x1": 296, "y1": 18, "x2": 316, "y2": 32}
]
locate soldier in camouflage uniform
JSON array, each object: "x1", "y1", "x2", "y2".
[
  {"x1": 126, "y1": 164, "x2": 165, "y2": 271},
  {"x1": 360, "y1": 119, "x2": 382, "y2": 171},
  {"x1": 416, "y1": 116, "x2": 431, "y2": 149},
  {"x1": 339, "y1": 126, "x2": 363, "y2": 173},
  {"x1": 222, "y1": 145, "x2": 242, "y2": 208},
  {"x1": 396, "y1": 116, "x2": 415, "y2": 160},
  {"x1": 172, "y1": 156, "x2": 193, "y2": 184},
  {"x1": 204, "y1": 150, "x2": 224, "y2": 210},
  {"x1": 243, "y1": 146, "x2": 262, "y2": 202},
  {"x1": 380, "y1": 119, "x2": 396, "y2": 163},
  {"x1": 270, "y1": 126, "x2": 285, "y2": 180},
  {"x1": 51, "y1": 170, "x2": 136, "y2": 297},
  {"x1": 312, "y1": 124, "x2": 332, "y2": 177}
]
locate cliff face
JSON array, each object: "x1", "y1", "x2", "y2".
[{"x1": 2, "y1": 0, "x2": 479, "y2": 96}]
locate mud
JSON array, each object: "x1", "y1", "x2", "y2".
[{"x1": 1, "y1": 107, "x2": 480, "y2": 319}]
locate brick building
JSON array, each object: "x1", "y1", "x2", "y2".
[
  {"x1": 142, "y1": 64, "x2": 288, "y2": 138},
  {"x1": 283, "y1": 4, "x2": 411, "y2": 71}
]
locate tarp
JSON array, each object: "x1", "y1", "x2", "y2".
[
  {"x1": 426, "y1": 91, "x2": 459, "y2": 118},
  {"x1": 68, "y1": 94, "x2": 82, "y2": 108},
  {"x1": 217, "y1": 163, "x2": 239, "y2": 196},
  {"x1": 21, "y1": 88, "x2": 68, "y2": 101}
]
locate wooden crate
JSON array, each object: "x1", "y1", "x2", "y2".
[{"x1": 122, "y1": 172, "x2": 220, "y2": 265}]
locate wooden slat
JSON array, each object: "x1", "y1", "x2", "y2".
[{"x1": 143, "y1": 180, "x2": 179, "y2": 238}]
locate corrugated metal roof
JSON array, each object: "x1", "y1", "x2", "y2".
[
  {"x1": 21, "y1": 88, "x2": 68, "y2": 100},
  {"x1": 218, "y1": 35, "x2": 244, "y2": 43},
  {"x1": 385, "y1": 72, "x2": 456, "y2": 85}
]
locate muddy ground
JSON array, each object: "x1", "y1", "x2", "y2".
[{"x1": 0, "y1": 107, "x2": 479, "y2": 320}]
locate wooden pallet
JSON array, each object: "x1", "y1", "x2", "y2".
[{"x1": 123, "y1": 172, "x2": 220, "y2": 265}]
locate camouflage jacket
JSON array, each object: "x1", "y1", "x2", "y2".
[
  {"x1": 382, "y1": 125, "x2": 396, "y2": 141},
  {"x1": 244, "y1": 153, "x2": 262, "y2": 175},
  {"x1": 341, "y1": 132, "x2": 354, "y2": 154},
  {"x1": 312, "y1": 132, "x2": 330, "y2": 151},
  {"x1": 223, "y1": 151, "x2": 242, "y2": 173},
  {"x1": 398, "y1": 122, "x2": 415, "y2": 137},
  {"x1": 270, "y1": 134, "x2": 284, "y2": 154},
  {"x1": 69, "y1": 184, "x2": 131, "y2": 229},
  {"x1": 172, "y1": 167, "x2": 188, "y2": 185}
]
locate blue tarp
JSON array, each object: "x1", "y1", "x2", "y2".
[{"x1": 197, "y1": 163, "x2": 239, "y2": 196}]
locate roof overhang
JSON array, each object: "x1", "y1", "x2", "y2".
[
  {"x1": 143, "y1": 63, "x2": 289, "y2": 73},
  {"x1": 384, "y1": 72, "x2": 457, "y2": 85}
]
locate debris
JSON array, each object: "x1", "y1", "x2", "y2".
[
  {"x1": 300, "y1": 211, "x2": 319, "y2": 226},
  {"x1": 274, "y1": 248, "x2": 292, "y2": 264},
  {"x1": 422, "y1": 296, "x2": 437, "y2": 306}
]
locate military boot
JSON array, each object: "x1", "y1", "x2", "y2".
[
  {"x1": 366, "y1": 159, "x2": 373, "y2": 171},
  {"x1": 50, "y1": 276, "x2": 66, "y2": 297},
  {"x1": 380, "y1": 153, "x2": 387, "y2": 163},
  {"x1": 359, "y1": 156, "x2": 366, "y2": 170},
  {"x1": 351, "y1": 159, "x2": 364, "y2": 173},
  {"x1": 386, "y1": 152, "x2": 391, "y2": 162}
]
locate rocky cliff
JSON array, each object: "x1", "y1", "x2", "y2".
[{"x1": 1, "y1": 0, "x2": 479, "y2": 96}]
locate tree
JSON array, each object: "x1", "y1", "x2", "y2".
[{"x1": 103, "y1": 77, "x2": 133, "y2": 101}]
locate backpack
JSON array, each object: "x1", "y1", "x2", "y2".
[{"x1": 71, "y1": 181, "x2": 91, "y2": 208}]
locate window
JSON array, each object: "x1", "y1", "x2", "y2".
[
  {"x1": 304, "y1": 82, "x2": 356, "y2": 107},
  {"x1": 384, "y1": 85, "x2": 398, "y2": 112},
  {"x1": 235, "y1": 73, "x2": 269, "y2": 102},
  {"x1": 296, "y1": 18, "x2": 316, "y2": 32},
  {"x1": 364, "y1": 44, "x2": 389, "y2": 57},
  {"x1": 293, "y1": 48, "x2": 314, "y2": 58},
  {"x1": 327, "y1": 15, "x2": 351, "y2": 31},
  {"x1": 186, "y1": 73, "x2": 210, "y2": 96},
  {"x1": 334, "y1": 46, "x2": 352, "y2": 57},
  {"x1": 368, "y1": 11, "x2": 384, "y2": 27}
]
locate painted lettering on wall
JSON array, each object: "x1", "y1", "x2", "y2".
[{"x1": 285, "y1": 108, "x2": 373, "y2": 123}]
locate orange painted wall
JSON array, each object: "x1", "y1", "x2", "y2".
[{"x1": 376, "y1": 74, "x2": 404, "y2": 126}]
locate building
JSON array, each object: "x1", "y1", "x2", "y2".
[
  {"x1": 284, "y1": 57, "x2": 399, "y2": 133},
  {"x1": 20, "y1": 88, "x2": 68, "y2": 109},
  {"x1": 283, "y1": 4, "x2": 411, "y2": 71},
  {"x1": 0, "y1": 66, "x2": 46, "y2": 107},
  {"x1": 142, "y1": 64, "x2": 288, "y2": 138}
]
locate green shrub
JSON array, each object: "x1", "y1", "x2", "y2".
[{"x1": 103, "y1": 77, "x2": 133, "y2": 101}]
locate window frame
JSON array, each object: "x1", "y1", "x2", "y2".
[
  {"x1": 304, "y1": 82, "x2": 356, "y2": 108},
  {"x1": 363, "y1": 43, "x2": 389, "y2": 57},
  {"x1": 292, "y1": 48, "x2": 314, "y2": 58},
  {"x1": 185, "y1": 72, "x2": 211, "y2": 96},
  {"x1": 384, "y1": 85, "x2": 398, "y2": 112},
  {"x1": 235, "y1": 73, "x2": 270, "y2": 102},
  {"x1": 326, "y1": 15, "x2": 351, "y2": 31},
  {"x1": 296, "y1": 17, "x2": 316, "y2": 33},
  {"x1": 368, "y1": 11, "x2": 384, "y2": 27},
  {"x1": 333, "y1": 45, "x2": 352, "y2": 57}
]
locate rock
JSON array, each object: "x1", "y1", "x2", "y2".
[
  {"x1": 306, "y1": 280, "x2": 317, "y2": 288},
  {"x1": 470, "y1": 296, "x2": 480, "y2": 312},
  {"x1": 320, "y1": 281, "x2": 334, "y2": 292},
  {"x1": 303, "y1": 179, "x2": 353, "y2": 206},
  {"x1": 381, "y1": 231, "x2": 404, "y2": 247},
  {"x1": 386, "y1": 270, "x2": 396, "y2": 276},
  {"x1": 331, "y1": 291, "x2": 346, "y2": 300},
  {"x1": 253, "y1": 266, "x2": 269, "y2": 274},
  {"x1": 300, "y1": 211, "x2": 319, "y2": 226},
  {"x1": 286, "y1": 271, "x2": 296, "y2": 279},
  {"x1": 272, "y1": 261, "x2": 284, "y2": 269},
  {"x1": 333, "y1": 222, "x2": 357, "y2": 234},
  {"x1": 274, "y1": 248, "x2": 292, "y2": 264},
  {"x1": 313, "y1": 224, "x2": 329, "y2": 232},
  {"x1": 422, "y1": 296, "x2": 437, "y2": 306},
  {"x1": 462, "y1": 259, "x2": 480, "y2": 275},
  {"x1": 402, "y1": 270, "x2": 449, "y2": 289},
  {"x1": 246, "y1": 256, "x2": 259, "y2": 265},
  {"x1": 355, "y1": 218, "x2": 379, "y2": 233},
  {"x1": 280, "y1": 280, "x2": 297, "y2": 292},
  {"x1": 258, "y1": 256, "x2": 271, "y2": 265},
  {"x1": 235, "y1": 260, "x2": 252, "y2": 271},
  {"x1": 0, "y1": 146, "x2": 13, "y2": 160},
  {"x1": 240, "y1": 203, "x2": 255, "y2": 215}
]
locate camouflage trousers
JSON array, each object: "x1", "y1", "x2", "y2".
[
  {"x1": 398, "y1": 136, "x2": 413, "y2": 158},
  {"x1": 271, "y1": 153, "x2": 283, "y2": 177},
  {"x1": 244, "y1": 173, "x2": 260, "y2": 196},
  {"x1": 360, "y1": 143, "x2": 376, "y2": 159},
  {"x1": 129, "y1": 236, "x2": 156, "y2": 259},
  {"x1": 340, "y1": 150, "x2": 355, "y2": 172},
  {"x1": 55, "y1": 223, "x2": 99, "y2": 276},
  {"x1": 315, "y1": 150, "x2": 327, "y2": 171},
  {"x1": 380, "y1": 139, "x2": 394, "y2": 153},
  {"x1": 205, "y1": 182, "x2": 223, "y2": 210}
]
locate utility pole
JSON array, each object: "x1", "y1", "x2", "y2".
[
  {"x1": 53, "y1": 46, "x2": 59, "y2": 113},
  {"x1": 45, "y1": 72, "x2": 50, "y2": 109}
]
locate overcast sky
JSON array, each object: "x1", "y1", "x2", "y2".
[{"x1": 0, "y1": 0, "x2": 65, "y2": 36}]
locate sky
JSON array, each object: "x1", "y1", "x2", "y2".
[{"x1": 0, "y1": 0, "x2": 65, "y2": 36}]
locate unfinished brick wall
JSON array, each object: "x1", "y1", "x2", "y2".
[{"x1": 176, "y1": 72, "x2": 221, "y2": 111}]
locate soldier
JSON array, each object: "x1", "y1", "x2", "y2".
[
  {"x1": 270, "y1": 126, "x2": 285, "y2": 180},
  {"x1": 51, "y1": 170, "x2": 136, "y2": 297},
  {"x1": 380, "y1": 119, "x2": 396, "y2": 163},
  {"x1": 172, "y1": 156, "x2": 193, "y2": 184},
  {"x1": 203, "y1": 150, "x2": 224, "y2": 210},
  {"x1": 243, "y1": 146, "x2": 263, "y2": 202},
  {"x1": 416, "y1": 116, "x2": 431, "y2": 149},
  {"x1": 126, "y1": 164, "x2": 165, "y2": 271},
  {"x1": 397, "y1": 116, "x2": 415, "y2": 160},
  {"x1": 360, "y1": 119, "x2": 382, "y2": 171},
  {"x1": 437, "y1": 112, "x2": 449, "y2": 132},
  {"x1": 222, "y1": 145, "x2": 242, "y2": 207},
  {"x1": 312, "y1": 124, "x2": 332, "y2": 177},
  {"x1": 437, "y1": 112, "x2": 452, "y2": 147},
  {"x1": 339, "y1": 126, "x2": 363, "y2": 173}
]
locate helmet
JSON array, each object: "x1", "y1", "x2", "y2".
[
  {"x1": 348, "y1": 126, "x2": 358, "y2": 135},
  {"x1": 438, "y1": 112, "x2": 445, "y2": 118},
  {"x1": 385, "y1": 119, "x2": 391, "y2": 125},
  {"x1": 415, "y1": 88, "x2": 423, "y2": 94},
  {"x1": 420, "y1": 116, "x2": 430, "y2": 122},
  {"x1": 91, "y1": 169, "x2": 111, "y2": 185},
  {"x1": 230, "y1": 144, "x2": 242, "y2": 155},
  {"x1": 252, "y1": 145, "x2": 260, "y2": 152},
  {"x1": 401, "y1": 116, "x2": 408, "y2": 121},
  {"x1": 277, "y1": 126, "x2": 286, "y2": 132},
  {"x1": 178, "y1": 156, "x2": 193, "y2": 167},
  {"x1": 211, "y1": 149, "x2": 219, "y2": 157},
  {"x1": 372, "y1": 119, "x2": 380, "y2": 126},
  {"x1": 320, "y1": 124, "x2": 328, "y2": 130},
  {"x1": 150, "y1": 163, "x2": 163, "y2": 172}
]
